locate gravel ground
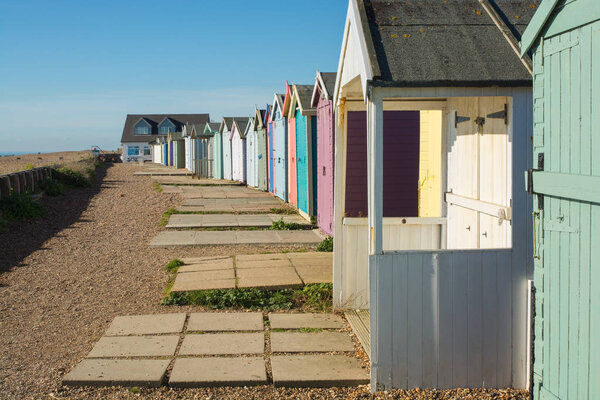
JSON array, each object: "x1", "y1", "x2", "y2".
[
  {"x1": 0, "y1": 163, "x2": 529, "y2": 399},
  {"x1": 0, "y1": 150, "x2": 95, "y2": 175}
]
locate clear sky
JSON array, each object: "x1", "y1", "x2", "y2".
[{"x1": 0, "y1": 1, "x2": 347, "y2": 153}]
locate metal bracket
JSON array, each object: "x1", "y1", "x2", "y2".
[
  {"x1": 527, "y1": 153, "x2": 545, "y2": 210},
  {"x1": 487, "y1": 104, "x2": 508, "y2": 124},
  {"x1": 475, "y1": 116, "x2": 486, "y2": 127},
  {"x1": 455, "y1": 115, "x2": 470, "y2": 128}
]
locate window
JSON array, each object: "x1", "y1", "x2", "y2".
[
  {"x1": 134, "y1": 119, "x2": 152, "y2": 135},
  {"x1": 143, "y1": 146, "x2": 151, "y2": 156},
  {"x1": 159, "y1": 118, "x2": 176, "y2": 135},
  {"x1": 127, "y1": 146, "x2": 140, "y2": 156}
]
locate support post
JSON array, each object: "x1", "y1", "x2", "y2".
[{"x1": 367, "y1": 86, "x2": 383, "y2": 255}]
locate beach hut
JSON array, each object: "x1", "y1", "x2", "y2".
[
  {"x1": 254, "y1": 107, "x2": 269, "y2": 191},
  {"x1": 311, "y1": 71, "x2": 337, "y2": 235},
  {"x1": 220, "y1": 117, "x2": 236, "y2": 180},
  {"x1": 288, "y1": 84, "x2": 318, "y2": 219},
  {"x1": 151, "y1": 138, "x2": 163, "y2": 164},
  {"x1": 334, "y1": 0, "x2": 535, "y2": 391},
  {"x1": 187, "y1": 123, "x2": 214, "y2": 178},
  {"x1": 162, "y1": 140, "x2": 168, "y2": 166},
  {"x1": 282, "y1": 83, "x2": 297, "y2": 206},
  {"x1": 205, "y1": 122, "x2": 222, "y2": 179},
  {"x1": 245, "y1": 116, "x2": 257, "y2": 188},
  {"x1": 271, "y1": 93, "x2": 288, "y2": 201},
  {"x1": 266, "y1": 105, "x2": 275, "y2": 193},
  {"x1": 168, "y1": 131, "x2": 185, "y2": 169},
  {"x1": 231, "y1": 118, "x2": 248, "y2": 183},
  {"x1": 520, "y1": 2, "x2": 600, "y2": 399}
]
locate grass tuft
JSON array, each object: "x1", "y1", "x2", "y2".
[
  {"x1": 153, "y1": 182, "x2": 163, "y2": 193},
  {"x1": 161, "y1": 283, "x2": 333, "y2": 312},
  {"x1": 160, "y1": 207, "x2": 177, "y2": 226},
  {"x1": 165, "y1": 258, "x2": 184, "y2": 273},
  {"x1": 270, "y1": 217, "x2": 307, "y2": 231},
  {"x1": 317, "y1": 236, "x2": 333, "y2": 252},
  {"x1": 269, "y1": 207, "x2": 297, "y2": 215},
  {"x1": 51, "y1": 167, "x2": 91, "y2": 188},
  {"x1": 38, "y1": 178, "x2": 66, "y2": 196},
  {"x1": 0, "y1": 191, "x2": 46, "y2": 228}
]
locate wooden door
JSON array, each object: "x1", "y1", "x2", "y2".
[
  {"x1": 446, "y1": 97, "x2": 510, "y2": 249},
  {"x1": 530, "y1": 23, "x2": 600, "y2": 400}
]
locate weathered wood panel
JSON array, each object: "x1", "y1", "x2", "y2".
[
  {"x1": 369, "y1": 249, "x2": 527, "y2": 390},
  {"x1": 529, "y1": 18, "x2": 600, "y2": 400},
  {"x1": 336, "y1": 217, "x2": 446, "y2": 309},
  {"x1": 317, "y1": 97, "x2": 335, "y2": 235}
]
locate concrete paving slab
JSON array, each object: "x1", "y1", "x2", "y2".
[
  {"x1": 105, "y1": 314, "x2": 186, "y2": 336},
  {"x1": 150, "y1": 230, "x2": 322, "y2": 247},
  {"x1": 287, "y1": 252, "x2": 333, "y2": 261},
  {"x1": 134, "y1": 170, "x2": 191, "y2": 176},
  {"x1": 237, "y1": 276, "x2": 303, "y2": 290},
  {"x1": 235, "y1": 231, "x2": 281, "y2": 244},
  {"x1": 236, "y1": 267, "x2": 299, "y2": 280},
  {"x1": 270, "y1": 332, "x2": 355, "y2": 353},
  {"x1": 87, "y1": 335, "x2": 180, "y2": 358},
  {"x1": 270, "y1": 355, "x2": 369, "y2": 387},
  {"x1": 194, "y1": 231, "x2": 237, "y2": 245},
  {"x1": 268, "y1": 313, "x2": 345, "y2": 330},
  {"x1": 183, "y1": 198, "x2": 280, "y2": 207},
  {"x1": 295, "y1": 266, "x2": 332, "y2": 284},
  {"x1": 169, "y1": 357, "x2": 267, "y2": 388},
  {"x1": 179, "y1": 333, "x2": 264, "y2": 355},
  {"x1": 235, "y1": 259, "x2": 292, "y2": 269},
  {"x1": 149, "y1": 231, "x2": 197, "y2": 247},
  {"x1": 180, "y1": 269, "x2": 235, "y2": 281},
  {"x1": 171, "y1": 276, "x2": 235, "y2": 292},
  {"x1": 178, "y1": 258, "x2": 233, "y2": 273},
  {"x1": 276, "y1": 230, "x2": 324, "y2": 243},
  {"x1": 152, "y1": 176, "x2": 241, "y2": 186},
  {"x1": 187, "y1": 312, "x2": 264, "y2": 331},
  {"x1": 62, "y1": 359, "x2": 170, "y2": 387},
  {"x1": 160, "y1": 185, "x2": 183, "y2": 194},
  {"x1": 180, "y1": 256, "x2": 231, "y2": 264},
  {"x1": 236, "y1": 254, "x2": 289, "y2": 262}
]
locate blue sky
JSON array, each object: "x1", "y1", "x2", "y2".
[{"x1": 0, "y1": 1, "x2": 347, "y2": 153}]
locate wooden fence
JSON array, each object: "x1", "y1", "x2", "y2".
[
  {"x1": 0, "y1": 167, "x2": 53, "y2": 199},
  {"x1": 334, "y1": 217, "x2": 446, "y2": 309},
  {"x1": 369, "y1": 249, "x2": 529, "y2": 390}
]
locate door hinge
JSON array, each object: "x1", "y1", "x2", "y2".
[
  {"x1": 527, "y1": 153, "x2": 545, "y2": 210},
  {"x1": 455, "y1": 114, "x2": 470, "y2": 128},
  {"x1": 486, "y1": 104, "x2": 508, "y2": 125}
]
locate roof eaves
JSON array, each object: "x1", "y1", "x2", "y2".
[{"x1": 520, "y1": 0, "x2": 560, "y2": 55}]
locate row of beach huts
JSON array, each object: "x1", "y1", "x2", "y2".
[{"x1": 120, "y1": 1, "x2": 599, "y2": 398}]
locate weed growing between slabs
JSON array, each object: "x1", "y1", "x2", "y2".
[
  {"x1": 161, "y1": 284, "x2": 333, "y2": 312},
  {"x1": 269, "y1": 217, "x2": 309, "y2": 230},
  {"x1": 152, "y1": 182, "x2": 163, "y2": 192},
  {"x1": 161, "y1": 255, "x2": 333, "y2": 314},
  {"x1": 317, "y1": 236, "x2": 333, "y2": 252}
]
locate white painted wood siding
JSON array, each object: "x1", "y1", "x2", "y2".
[
  {"x1": 336, "y1": 217, "x2": 446, "y2": 309},
  {"x1": 369, "y1": 249, "x2": 527, "y2": 390}
]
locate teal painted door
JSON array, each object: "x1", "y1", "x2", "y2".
[
  {"x1": 530, "y1": 20, "x2": 600, "y2": 400},
  {"x1": 296, "y1": 110, "x2": 309, "y2": 214}
]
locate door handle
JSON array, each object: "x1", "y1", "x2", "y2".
[{"x1": 466, "y1": 226, "x2": 471, "y2": 231}]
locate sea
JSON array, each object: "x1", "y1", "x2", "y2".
[{"x1": 0, "y1": 152, "x2": 34, "y2": 157}]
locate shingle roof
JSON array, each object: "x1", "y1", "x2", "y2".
[
  {"x1": 207, "y1": 122, "x2": 221, "y2": 131},
  {"x1": 120, "y1": 114, "x2": 210, "y2": 143},
  {"x1": 294, "y1": 85, "x2": 315, "y2": 112},
  {"x1": 361, "y1": 0, "x2": 538, "y2": 87},
  {"x1": 320, "y1": 73, "x2": 337, "y2": 97}
]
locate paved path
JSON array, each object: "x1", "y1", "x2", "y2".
[
  {"x1": 160, "y1": 185, "x2": 274, "y2": 199},
  {"x1": 134, "y1": 170, "x2": 191, "y2": 176},
  {"x1": 151, "y1": 176, "x2": 241, "y2": 186},
  {"x1": 176, "y1": 197, "x2": 284, "y2": 213},
  {"x1": 166, "y1": 213, "x2": 310, "y2": 229},
  {"x1": 170, "y1": 253, "x2": 332, "y2": 292},
  {"x1": 150, "y1": 229, "x2": 323, "y2": 248},
  {"x1": 63, "y1": 312, "x2": 368, "y2": 388}
]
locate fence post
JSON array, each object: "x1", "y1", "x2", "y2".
[
  {"x1": 0, "y1": 175, "x2": 11, "y2": 198},
  {"x1": 8, "y1": 173, "x2": 20, "y2": 194}
]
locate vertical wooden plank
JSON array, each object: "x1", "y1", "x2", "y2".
[
  {"x1": 371, "y1": 254, "x2": 392, "y2": 389},
  {"x1": 407, "y1": 253, "x2": 424, "y2": 388},
  {"x1": 467, "y1": 251, "x2": 483, "y2": 386},
  {"x1": 558, "y1": 32, "x2": 572, "y2": 400},
  {"x1": 422, "y1": 252, "x2": 438, "y2": 387},
  {"x1": 588, "y1": 20, "x2": 600, "y2": 400},
  {"x1": 437, "y1": 251, "x2": 453, "y2": 389},
  {"x1": 452, "y1": 251, "x2": 468, "y2": 387},
  {"x1": 567, "y1": 27, "x2": 582, "y2": 400},
  {"x1": 482, "y1": 251, "x2": 498, "y2": 388},
  {"x1": 392, "y1": 253, "x2": 409, "y2": 388},
  {"x1": 496, "y1": 249, "x2": 512, "y2": 387},
  {"x1": 367, "y1": 90, "x2": 384, "y2": 255},
  {"x1": 548, "y1": 41, "x2": 562, "y2": 395}
]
